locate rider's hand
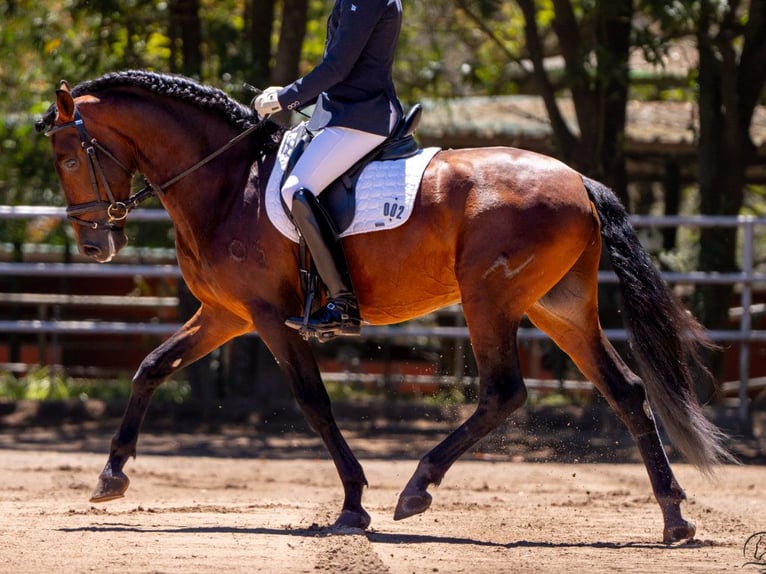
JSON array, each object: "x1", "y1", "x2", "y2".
[{"x1": 252, "y1": 86, "x2": 283, "y2": 116}]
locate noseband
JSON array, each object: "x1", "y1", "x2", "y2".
[{"x1": 44, "y1": 107, "x2": 266, "y2": 231}]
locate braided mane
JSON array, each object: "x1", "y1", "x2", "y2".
[
  {"x1": 73, "y1": 70, "x2": 258, "y2": 130},
  {"x1": 38, "y1": 70, "x2": 284, "y2": 152}
]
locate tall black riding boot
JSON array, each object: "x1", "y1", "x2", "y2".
[{"x1": 285, "y1": 188, "x2": 361, "y2": 338}]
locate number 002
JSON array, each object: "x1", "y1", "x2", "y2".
[{"x1": 384, "y1": 202, "x2": 404, "y2": 219}]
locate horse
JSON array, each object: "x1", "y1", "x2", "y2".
[{"x1": 36, "y1": 70, "x2": 733, "y2": 544}]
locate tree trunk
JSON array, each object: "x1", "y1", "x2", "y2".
[
  {"x1": 224, "y1": 335, "x2": 293, "y2": 423},
  {"x1": 517, "y1": 0, "x2": 578, "y2": 161},
  {"x1": 246, "y1": 0, "x2": 277, "y2": 88},
  {"x1": 270, "y1": 0, "x2": 310, "y2": 86},
  {"x1": 177, "y1": 280, "x2": 216, "y2": 404},
  {"x1": 168, "y1": 0, "x2": 203, "y2": 77},
  {"x1": 166, "y1": 0, "x2": 208, "y2": 402},
  {"x1": 695, "y1": 1, "x2": 750, "y2": 331},
  {"x1": 594, "y1": 0, "x2": 633, "y2": 203},
  {"x1": 519, "y1": 0, "x2": 634, "y2": 342}
]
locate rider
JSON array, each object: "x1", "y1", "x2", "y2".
[{"x1": 253, "y1": 0, "x2": 404, "y2": 337}]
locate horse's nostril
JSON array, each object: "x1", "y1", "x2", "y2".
[{"x1": 82, "y1": 244, "x2": 102, "y2": 258}]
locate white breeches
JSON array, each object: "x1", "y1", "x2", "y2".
[{"x1": 281, "y1": 124, "x2": 393, "y2": 211}]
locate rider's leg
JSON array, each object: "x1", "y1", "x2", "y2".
[
  {"x1": 281, "y1": 126, "x2": 386, "y2": 335},
  {"x1": 286, "y1": 189, "x2": 361, "y2": 334},
  {"x1": 280, "y1": 126, "x2": 386, "y2": 210}
]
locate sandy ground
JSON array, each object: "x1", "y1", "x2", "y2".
[{"x1": 1, "y1": 431, "x2": 764, "y2": 574}]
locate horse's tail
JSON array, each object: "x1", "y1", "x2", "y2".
[{"x1": 581, "y1": 175, "x2": 736, "y2": 473}]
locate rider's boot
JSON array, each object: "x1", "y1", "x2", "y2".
[{"x1": 285, "y1": 188, "x2": 361, "y2": 338}]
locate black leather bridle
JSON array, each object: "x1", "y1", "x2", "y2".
[{"x1": 43, "y1": 107, "x2": 266, "y2": 231}]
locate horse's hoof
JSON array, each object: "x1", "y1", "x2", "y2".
[
  {"x1": 393, "y1": 490, "x2": 432, "y2": 520},
  {"x1": 89, "y1": 471, "x2": 130, "y2": 503},
  {"x1": 334, "y1": 509, "x2": 371, "y2": 530},
  {"x1": 663, "y1": 519, "x2": 696, "y2": 544}
]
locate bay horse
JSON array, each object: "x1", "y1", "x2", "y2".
[{"x1": 37, "y1": 70, "x2": 733, "y2": 543}]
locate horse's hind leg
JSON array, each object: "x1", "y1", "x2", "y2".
[
  {"x1": 395, "y1": 307, "x2": 528, "y2": 520},
  {"x1": 526, "y1": 251, "x2": 695, "y2": 543},
  {"x1": 90, "y1": 306, "x2": 242, "y2": 503}
]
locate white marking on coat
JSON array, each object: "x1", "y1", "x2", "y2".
[{"x1": 483, "y1": 254, "x2": 535, "y2": 280}]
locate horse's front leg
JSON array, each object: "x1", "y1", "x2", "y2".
[
  {"x1": 90, "y1": 306, "x2": 243, "y2": 502},
  {"x1": 263, "y1": 319, "x2": 370, "y2": 529}
]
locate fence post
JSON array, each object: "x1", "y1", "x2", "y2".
[{"x1": 739, "y1": 217, "x2": 754, "y2": 433}]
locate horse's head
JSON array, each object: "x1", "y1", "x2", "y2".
[{"x1": 38, "y1": 81, "x2": 135, "y2": 262}]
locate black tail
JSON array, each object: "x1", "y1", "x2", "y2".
[{"x1": 582, "y1": 176, "x2": 736, "y2": 472}]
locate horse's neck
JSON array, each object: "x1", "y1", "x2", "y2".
[
  {"x1": 137, "y1": 109, "x2": 246, "y2": 213},
  {"x1": 163, "y1": 146, "x2": 276, "y2": 263},
  {"x1": 120, "y1": 97, "x2": 279, "y2": 254}
]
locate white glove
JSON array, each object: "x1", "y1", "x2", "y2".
[{"x1": 252, "y1": 86, "x2": 283, "y2": 116}]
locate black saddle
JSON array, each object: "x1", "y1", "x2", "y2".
[{"x1": 280, "y1": 104, "x2": 423, "y2": 233}]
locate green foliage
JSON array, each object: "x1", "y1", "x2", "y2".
[
  {"x1": 533, "y1": 391, "x2": 573, "y2": 407},
  {"x1": 395, "y1": 1, "x2": 529, "y2": 100},
  {"x1": 2, "y1": 1, "x2": 764, "y2": 246},
  {"x1": 2, "y1": 0, "x2": 761, "y2": 209},
  {"x1": 421, "y1": 385, "x2": 470, "y2": 407},
  {"x1": 1, "y1": 0, "x2": 155, "y2": 210},
  {"x1": 2, "y1": 0, "x2": 715, "y2": 211},
  {"x1": 0, "y1": 367, "x2": 191, "y2": 403},
  {"x1": 0, "y1": 114, "x2": 66, "y2": 244},
  {"x1": 0, "y1": 367, "x2": 70, "y2": 400},
  {"x1": 1, "y1": 0, "x2": 250, "y2": 249}
]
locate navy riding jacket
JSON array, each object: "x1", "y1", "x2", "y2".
[{"x1": 277, "y1": 0, "x2": 403, "y2": 137}]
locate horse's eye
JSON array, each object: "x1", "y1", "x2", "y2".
[{"x1": 62, "y1": 158, "x2": 79, "y2": 171}]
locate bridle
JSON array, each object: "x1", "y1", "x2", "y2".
[
  {"x1": 44, "y1": 109, "x2": 142, "y2": 230},
  {"x1": 43, "y1": 107, "x2": 267, "y2": 231}
]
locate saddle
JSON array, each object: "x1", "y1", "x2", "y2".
[{"x1": 280, "y1": 104, "x2": 423, "y2": 232}]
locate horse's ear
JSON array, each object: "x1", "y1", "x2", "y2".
[{"x1": 55, "y1": 81, "x2": 75, "y2": 123}]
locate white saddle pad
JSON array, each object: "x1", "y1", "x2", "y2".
[{"x1": 265, "y1": 142, "x2": 441, "y2": 243}]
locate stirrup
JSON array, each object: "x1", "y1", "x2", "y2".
[
  {"x1": 285, "y1": 299, "x2": 362, "y2": 342},
  {"x1": 314, "y1": 320, "x2": 362, "y2": 342}
]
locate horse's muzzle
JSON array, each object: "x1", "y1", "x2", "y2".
[{"x1": 77, "y1": 229, "x2": 127, "y2": 263}]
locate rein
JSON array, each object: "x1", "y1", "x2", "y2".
[{"x1": 45, "y1": 108, "x2": 267, "y2": 230}]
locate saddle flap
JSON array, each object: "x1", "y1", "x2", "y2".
[{"x1": 265, "y1": 146, "x2": 441, "y2": 243}]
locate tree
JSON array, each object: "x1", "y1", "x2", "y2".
[
  {"x1": 694, "y1": 0, "x2": 766, "y2": 341},
  {"x1": 640, "y1": 0, "x2": 766, "y2": 380},
  {"x1": 246, "y1": 0, "x2": 277, "y2": 87},
  {"x1": 4, "y1": 0, "x2": 765, "y2": 396},
  {"x1": 271, "y1": 0, "x2": 310, "y2": 86},
  {"x1": 169, "y1": 0, "x2": 203, "y2": 76}
]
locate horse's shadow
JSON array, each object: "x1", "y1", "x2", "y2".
[{"x1": 57, "y1": 523, "x2": 696, "y2": 550}]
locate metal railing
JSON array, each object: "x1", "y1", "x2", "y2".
[{"x1": 2, "y1": 206, "x2": 765, "y2": 425}]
